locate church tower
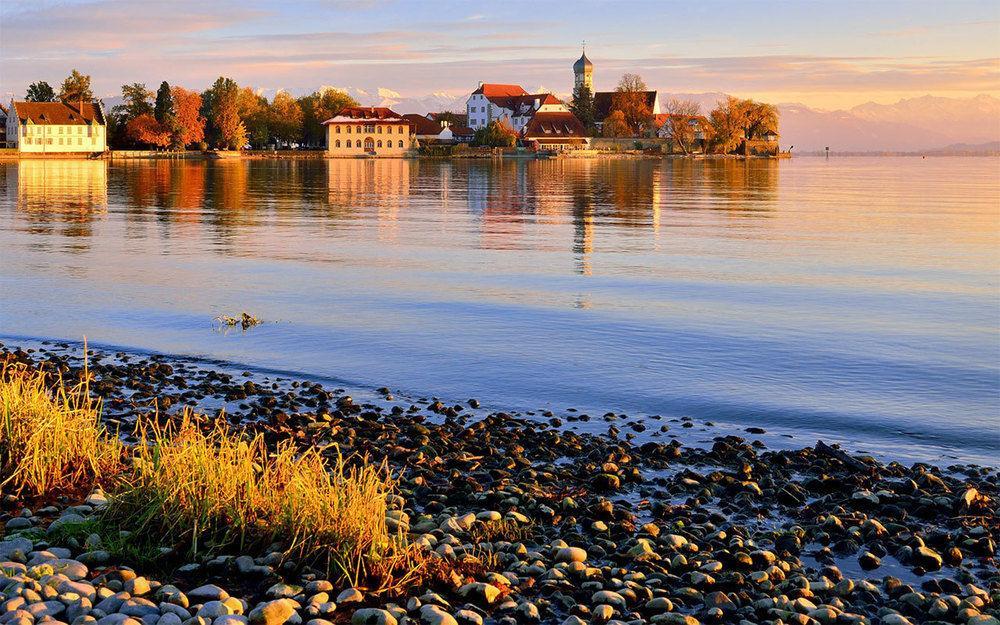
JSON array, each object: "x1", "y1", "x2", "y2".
[{"x1": 573, "y1": 46, "x2": 593, "y2": 91}]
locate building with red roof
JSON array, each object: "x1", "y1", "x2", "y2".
[
  {"x1": 521, "y1": 111, "x2": 590, "y2": 150},
  {"x1": 321, "y1": 106, "x2": 416, "y2": 157},
  {"x1": 6, "y1": 100, "x2": 107, "y2": 153},
  {"x1": 466, "y1": 83, "x2": 569, "y2": 133}
]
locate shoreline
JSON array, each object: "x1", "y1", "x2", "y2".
[
  {"x1": 0, "y1": 151, "x2": 791, "y2": 162},
  {"x1": 1, "y1": 339, "x2": 997, "y2": 625}
]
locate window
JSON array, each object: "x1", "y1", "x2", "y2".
[
  {"x1": 376, "y1": 126, "x2": 382, "y2": 134},
  {"x1": 335, "y1": 140, "x2": 341, "y2": 148},
  {"x1": 346, "y1": 126, "x2": 352, "y2": 134},
  {"x1": 398, "y1": 126, "x2": 403, "y2": 134},
  {"x1": 336, "y1": 126, "x2": 341, "y2": 133},
  {"x1": 398, "y1": 140, "x2": 403, "y2": 148},
  {"x1": 364, "y1": 124, "x2": 375, "y2": 133},
  {"x1": 377, "y1": 140, "x2": 382, "y2": 148},
  {"x1": 355, "y1": 140, "x2": 361, "y2": 148},
  {"x1": 78, "y1": 138, "x2": 82, "y2": 145}
]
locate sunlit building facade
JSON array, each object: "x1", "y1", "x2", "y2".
[{"x1": 323, "y1": 107, "x2": 415, "y2": 157}]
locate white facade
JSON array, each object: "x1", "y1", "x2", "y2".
[
  {"x1": 465, "y1": 89, "x2": 569, "y2": 133},
  {"x1": 7, "y1": 100, "x2": 107, "y2": 154}
]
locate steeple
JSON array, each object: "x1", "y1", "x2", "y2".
[{"x1": 573, "y1": 43, "x2": 593, "y2": 91}]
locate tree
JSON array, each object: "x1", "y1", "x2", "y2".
[
  {"x1": 59, "y1": 69, "x2": 93, "y2": 112},
  {"x1": 708, "y1": 96, "x2": 779, "y2": 154},
  {"x1": 570, "y1": 83, "x2": 596, "y2": 134},
  {"x1": 662, "y1": 99, "x2": 701, "y2": 154},
  {"x1": 238, "y1": 86, "x2": 269, "y2": 148},
  {"x1": 119, "y1": 83, "x2": 154, "y2": 119},
  {"x1": 602, "y1": 110, "x2": 629, "y2": 138},
  {"x1": 268, "y1": 91, "x2": 303, "y2": 147},
  {"x1": 170, "y1": 86, "x2": 206, "y2": 149},
  {"x1": 298, "y1": 88, "x2": 357, "y2": 146},
  {"x1": 25, "y1": 82, "x2": 55, "y2": 102},
  {"x1": 154, "y1": 81, "x2": 173, "y2": 125},
  {"x1": 126, "y1": 113, "x2": 171, "y2": 148},
  {"x1": 472, "y1": 120, "x2": 517, "y2": 148},
  {"x1": 611, "y1": 73, "x2": 653, "y2": 136},
  {"x1": 202, "y1": 77, "x2": 246, "y2": 149}
]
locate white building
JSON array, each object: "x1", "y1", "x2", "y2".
[
  {"x1": 6, "y1": 100, "x2": 107, "y2": 154},
  {"x1": 465, "y1": 83, "x2": 568, "y2": 133}
]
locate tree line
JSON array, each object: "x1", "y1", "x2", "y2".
[
  {"x1": 569, "y1": 73, "x2": 778, "y2": 154},
  {"x1": 22, "y1": 71, "x2": 360, "y2": 150}
]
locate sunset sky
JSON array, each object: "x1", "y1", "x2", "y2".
[{"x1": 2, "y1": 0, "x2": 998, "y2": 110}]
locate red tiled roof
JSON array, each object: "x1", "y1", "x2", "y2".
[
  {"x1": 472, "y1": 83, "x2": 528, "y2": 98},
  {"x1": 402, "y1": 113, "x2": 445, "y2": 136},
  {"x1": 522, "y1": 111, "x2": 587, "y2": 139},
  {"x1": 450, "y1": 126, "x2": 474, "y2": 137},
  {"x1": 325, "y1": 106, "x2": 404, "y2": 121},
  {"x1": 11, "y1": 100, "x2": 104, "y2": 125}
]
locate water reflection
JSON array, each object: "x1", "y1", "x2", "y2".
[
  {"x1": 4, "y1": 157, "x2": 783, "y2": 266},
  {"x1": 10, "y1": 160, "x2": 108, "y2": 248}
]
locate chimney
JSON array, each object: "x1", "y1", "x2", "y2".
[{"x1": 478, "y1": 81, "x2": 484, "y2": 89}]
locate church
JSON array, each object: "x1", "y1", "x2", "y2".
[{"x1": 572, "y1": 48, "x2": 661, "y2": 129}]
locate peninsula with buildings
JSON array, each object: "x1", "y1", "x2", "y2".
[{"x1": 1, "y1": 52, "x2": 781, "y2": 159}]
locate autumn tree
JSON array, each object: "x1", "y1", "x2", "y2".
[
  {"x1": 154, "y1": 81, "x2": 173, "y2": 125},
  {"x1": 170, "y1": 86, "x2": 206, "y2": 149},
  {"x1": 126, "y1": 114, "x2": 171, "y2": 148},
  {"x1": 472, "y1": 120, "x2": 517, "y2": 148},
  {"x1": 601, "y1": 110, "x2": 630, "y2": 138},
  {"x1": 708, "y1": 96, "x2": 779, "y2": 154},
  {"x1": 611, "y1": 73, "x2": 653, "y2": 136},
  {"x1": 268, "y1": 91, "x2": 303, "y2": 147},
  {"x1": 238, "y1": 86, "x2": 269, "y2": 148},
  {"x1": 59, "y1": 69, "x2": 93, "y2": 113},
  {"x1": 25, "y1": 82, "x2": 55, "y2": 102},
  {"x1": 203, "y1": 77, "x2": 247, "y2": 150},
  {"x1": 298, "y1": 88, "x2": 357, "y2": 146},
  {"x1": 570, "y1": 83, "x2": 596, "y2": 134},
  {"x1": 662, "y1": 98, "x2": 701, "y2": 154}
]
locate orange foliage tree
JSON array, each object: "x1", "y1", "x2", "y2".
[
  {"x1": 170, "y1": 87, "x2": 206, "y2": 149},
  {"x1": 126, "y1": 114, "x2": 171, "y2": 148}
]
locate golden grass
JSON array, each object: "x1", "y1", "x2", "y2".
[
  {"x1": 105, "y1": 414, "x2": 415, "y2": 586},
  {"x1": 0, "y1": 364, "x2": 123, "y2": 497},
  {"x1": 0, "y1": 362, "x2": 420, "y2": 589}
]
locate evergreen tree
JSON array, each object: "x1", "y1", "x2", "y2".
[
  {"x1": 570, "y1": 83, "x2": 596, "y2": 134},
  {"x1": 154, "y1": 81, "x2": 173, "y2": 125},
  {"x1": 25, "y1": 82, "x2": 56, "y2": 102}
]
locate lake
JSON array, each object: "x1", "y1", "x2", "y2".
[{"x1": 0, "y1": 156, "x2": 997, "y2": 465}]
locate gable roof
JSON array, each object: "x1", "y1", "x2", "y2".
[
  {"x1": 522, "y1": 111, "x2": 587, "y2": 139},
  {"x1": 10, "y1": 100, "x2": 105, "y2": 125},
  {"x1": 402, "y1": 113, "x2": 445, "y2": 136},
  {"x1": 472, "y1": 83, "x2": 528, "y2": 98},
  {"x1": 593, "y1": 91, "x2": 658, "y2": 121},
  {"x1": 322, "y1": 106, "x2": 409, "y2": 124}
]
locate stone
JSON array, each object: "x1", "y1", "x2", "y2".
[
  {"x1": 197, "y1": 603, "x2": 232, "y2": 620},
  {"x1": 554, "y1": 547, "x2": 587, "y2": 564},
  {"x1": 457, "y1": 583, "x2": 502, "y2": 605},
  {"x1": 454, "y1": 612, "x2": 482, "y2": 625},
  {"x1": 590, "y1": 592, "x2": 626, "y2": 609},
  {"x1": 913, "y1": 546, "x2": 943, "y2": 571},
  {"x1": 351, "y1": 610, "x2": 396, "y2": 625},
  {"x1": 125, "y1": 579, "x2": 152, "y2": 597},
  {"x1": 417, "y1": 605, "x2": 457, "y2": 625},
  {"x1": 189, "y1": 587, "x2": 230, "y2": 603},
  {"x1": 214, "y1": 617, "x2": 248, "y2": 625},
  {"x1": 335, "y1": 589, "x2": 363, "y2": 605},
  {"x1": 247, "y1": 601, "x2": 296, "y2": 625}
]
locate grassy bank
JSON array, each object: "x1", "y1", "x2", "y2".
[{"x1": 0, "y1": 363, "x2": 410, "y2": 587}]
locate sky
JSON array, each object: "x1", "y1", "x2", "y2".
[{"x1": 2, "y1": 0, "x2": 999, "y2": 110}]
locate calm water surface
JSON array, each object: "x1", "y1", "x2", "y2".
[{"x1": 1, "y1": 157, "x2": 997, "y2": 464}]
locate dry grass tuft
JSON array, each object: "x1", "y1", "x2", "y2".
[
  {"x1": 0, "y1": 364, "x2": 123, "y2": 497},
  {"x1": 106, "y1": 415, "x2": 411, "y2": 586}
]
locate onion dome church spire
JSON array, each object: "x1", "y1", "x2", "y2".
[{"x1": 573, "y1": 43, "x2": 593, "y2": 91}]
